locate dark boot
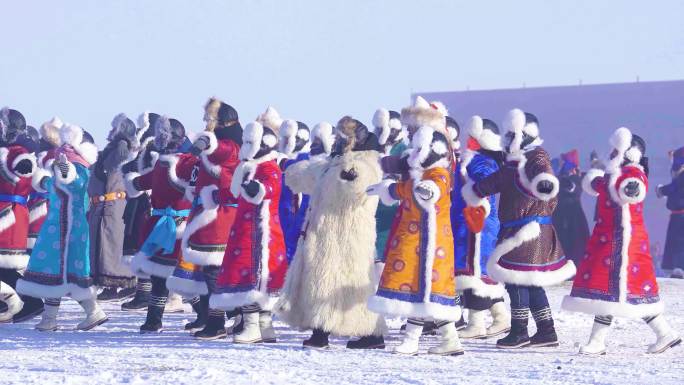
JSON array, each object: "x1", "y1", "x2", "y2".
[
  {"x1": 530, "y1": 318, "x2": 559, "y2": 347},
  {"x1": 346, "y1": 335, "x2": 385, "y2": 350},
  {"x1": 97, "y1": 288, "x2": 120, "y2": 302},
  {"x1": 140, "y1": 297, "x2": 165, "y2": 333},
  {"x1": 400, "y1": 320, "x2": 440, "y2": 335},
  {"x1": 12, "y1": 296, "x2": 44, "y2": 323},
  {"x1": 184, "y1": 296, "x2": 208, "y2": 331},
  {"x1": 122, "y1": 279, "x2": 151, "y2": 311},
  {"x1": 226, "y1": 308, "x2": 244, "y2": 335},
  {"x1": 303, "y1": 328, "x2": 330, "y2": 348},
  {"x1": 497, "y1": 318, "x2": 530, "y2": 349},
  {"x1": 454, "y1": 314, "x2": 467, "y2": 331},
  {"x1": 194, "y1": 309, "x2": 227, "y2": 340},
  {"x1": 113, "y1": 287, "x2": 136, "y2": 300}
]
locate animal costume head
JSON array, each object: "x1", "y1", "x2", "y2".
[
  {"x1": 331, "y1": 116, "x2": 380, "y2": 156},
  {"x1": 400, "y1": 96, "x2": 448, "y2": 140},
  {"x1": 153, "y1": 116, "x2": 186, "y2": 154},
  {"x1": 204, "y1": 97, "x2": 243, "y2": 145},
  {"x1": 467, "y1": 116, "x2": 502, "y2": 152},
  {"x1": 57, "y1": 123, "x2": 98, "y2": 167},
  {"x1": 502, "y1": 108, "x2": 543, "y2": 157},
  {"x1": 279, "y1": 119, "x2": 310, "y2": 158},
  {"x1": 0, "y1": 107, "x2": 27, "y2": 145},
  {"x1": 310, "y1": 121, "x2": 335, "y2": 156},
  {"x1": 606, "y1": 126, "x2": 648, "y2": 175},
  {"x1": 108, "y1": 113, "x2": 139, "y2": 147},
  {"x1": 240, "y1": 121, "x2": 279, "y2": 161},
  {"x1": 372, "y1": 108, "x2": 405, "y2": 154}
]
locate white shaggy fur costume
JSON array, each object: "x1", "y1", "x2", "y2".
[{"x1": 275, "y1": 150, "x2": 387, "y2": 337}]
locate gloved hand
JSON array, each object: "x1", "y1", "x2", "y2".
[
  {"x1": 414, "y1": 182, "x2": 434, "y2": 200},
  {"x1": 13, "y1": 158, "x2": 33, "y2": 175},
  {"x1": 57, "y1": 153, "x2": 69, "y2": 178},
  {"x1": 623, "y1": 180, "x2": 641, "y2": 197},
  {"x1": 190, "y1": 136, "x2": 210, "y2": 156},
  {"x1": 340, "y1": 168, "x2": 358, "y2": 181},
  {"x1": 242, "y1": 180, "x2": 261, "y2": 198},
  {"x1": 537, "y1": 179, "x2": 555, "y2": 194}
]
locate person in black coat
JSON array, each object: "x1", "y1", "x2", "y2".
[{"x1": 657, "y1": 146, "x2": 684, "y2": 278}]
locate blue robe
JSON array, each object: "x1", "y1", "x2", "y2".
[
  {"x1": 18, "y1": 162, "x2": 95, "y2": 301},
  {"x1": 279, "y1": 152, "x2": 310, "y2": 262}
]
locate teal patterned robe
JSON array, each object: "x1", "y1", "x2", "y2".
[{"x1": 17, "y1": 161, "x2": 95, "y2": 301}]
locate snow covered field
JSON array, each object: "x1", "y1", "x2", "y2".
[{"x1": 1, "y1": 280, "x2": 682, "y2": 385}]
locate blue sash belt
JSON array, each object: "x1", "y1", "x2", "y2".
[
  {"x1": 0, "y1": 194, "x2": 28, "y2": 206},
  {"x1": 501, "y1": 215, "x2": 552, "y2": 228},
  {"x1": 29, "y1": 192, "x2": 49, "y2": 200},
  {"x1": 140, "y1": 207, "x2": 191, "y2": 256}
]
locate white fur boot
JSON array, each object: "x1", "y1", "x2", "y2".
[
  {"x1": 77, "y1": 298, "x2": 108, "y2": 331},
  {"x1": 579, "y1": 321, "x2": 610, "y2": 355},
  {"x1": 647, "y1": 315, "x2": 682, "y2": 354},
  {"x1": 486, "y1": 301, "x2": 511, "y2": 337},
  {"x1": 0, "y1": 282, "x2": 23, "y2": 323},
  {"x1": 234, "y1": 312, "x2": 262, "y2": 344},
  {"x1": 459, "y1": 310, "x2": 487, "y2": 339},
  {"x1": 429, "y1": 322, "x2": 465, "y2": 356},
  {"x1": 259, "y1": 312, "x2": 277, "y2": 343},
  {"x1": 35, "y1": 303, "x2": 60, "y2": 332},
  {"x1": 394, "y1": 322, "x2": 422, "y2": 355},
  {"x1": 165, "y1": 292, "x2": 185, "y2": 313}
]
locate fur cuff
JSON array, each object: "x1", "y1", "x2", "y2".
[
  {"x1": 197, "y1": 132, "x2": 222, "y2": 178},
  {"x1": 124, "y1": 172, "x2": 143, "y2": 198},
  {"x1": 166, "y1": 275, "x2": 208, "y2": 297},
  {"x1": 561, "y1": 295, "x2": 664, "y2": 320},
  {"x1": 241, "y1": 181, "x2": 266, "y2": 205},
  {"x1": 11, "y1": 153, "x2": 37, "y2": 178},
  {"x1": 461, "y1": 181, "x2": 489, "y2": 216},
  {"x1": 582, "y1": 169, "x2": 605, "y2": 196},
  {"x1": 456, "y1": 276, "x2": 506, "y2": 299},
  {"x1": 529, "y1": 172, "x2": 559, "y2": 201},
  {"x1": 130, "y1": 252, "x2": 175, "y2": 279},
  {"x1": 0, "y1": 148, "x2": 19, "y2": 184},
  {"x1": 29, "y1": 201, "x2": 48, "y2": 223},
  {"x1": 31, "y1": 168, "x2": 52, "y2": 193},
  {"x1": 210, "y1": 290, "x2": 279, "y2": 312},
  {"x1": 368, "y1": 180, "x2": 399, "y2": 206},
  {"x1": 0, "y1": 251, "x2": 28, "y2": 270},
  {"x1": 616, "y1": 177, "x2": 647, "y2": 205},
  {"x1": 54, "y1": 162, "x2": 77, "y2": 186},
  {"x1": 200, "y1": 185, "x2": 219, "y2": 210},
  {"x1": 367, "y1": 295, "x2": 462, "y2": 322},
  {"x1": 413, "y1": 180, "x2": 440, "y2": 210},
  {"x1": 16, "y1": 280, "x2": 97, "y2": 302}
]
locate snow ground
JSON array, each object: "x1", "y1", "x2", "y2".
[{"x1": 1, "y1": 280, "x2": 682, "y2": 385}]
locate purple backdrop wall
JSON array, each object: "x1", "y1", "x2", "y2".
[{"x1": 417, "y1": 80, "x2": 684, "y2": 270}]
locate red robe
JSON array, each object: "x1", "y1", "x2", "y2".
[
  {"x1": 182, "y1": 132, "x2": 240, "y2": 267},
  {"x1": 0, "y1": 145, "x2": 36, "y2": 270},
  {"x1": 127, "y1": 152, "x2": 196, "y2": 279},
  {"x1": 27, "y1": 150, "x2": 56, "y2": 252},
  {"x1": 562, "y1": 165, "x2": 662, "y2": 318},
  {"x1": 210, "y1": 155, "x2": 287, "y2": 311}
]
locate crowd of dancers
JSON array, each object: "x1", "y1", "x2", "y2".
[{"x1": 0, "y1": 96, "x2": 681, "y2": 357}]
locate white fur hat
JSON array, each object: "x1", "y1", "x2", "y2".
[
  {"x1": 468, "y1": 115, "x2": 502, "y2": 151},
  {"x1": 401, "y1": 96, "x2": 447, "y2": 134},
  {"x1": 311, "y1": 121, "x2": 335, "y2": 155}
]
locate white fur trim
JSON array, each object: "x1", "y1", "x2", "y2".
[
  {"x1": 11, "y1": 153, "x2": 36, "y2": 178},
  {"x1": 616, "y1": 177, "x2": 647, "y2": 205},
  {"x1": 16, "y1": 280, "x2": 96, "y2": 302},
  {"x1": 27, "y1": 237, "x2": 36, "y2": 249},
  {"x1": 31, "y1": 168, "x2": 50, "y2": 194},
  {"x1": 257, "y1": 200, "x2": 272, "y2": 299},
  {"x1": 40, "y1": 117, "x2": 63, "y2": 147},
  {"x1": 0, "y1": 281, "x2": 23, "y2": 318},
  {"x1": 461, "y1": 180, "x2": 490, "y2": 216},
  {"x1": 582, "y1": 169, "x2": 605, "y2": 196},
  {"x1": 561, "y1": 296, "x2": 664, "y2": 319},
  {"x1": 137, "y1": 138, "x2": 158, "y2": 175},
  {"x1": 468, "y1": 115, "x2": 502, "y2": 151},
  {"x1": 486, "y1": 221, "x2": 577, "y2": 286},
  {"x1": 312, "y1": 122, "x2": 335, "y2": 155},
  {"x1": 0, "y1": 252, "x2": 28, "y2": 270},
  {"x1": 413, "y1": 180, "x2": 440, "y2": 210},
  {"x1": 242, "y1": 180, "x2": 267, "y2": 205},
  {"x1": 182, "y1": 186, "x2": 224, "y2": 266},
  {"x1": 59, "y1": 123, "x2": 83, "y2": 147},
  {"x1": 407, "y1": 126, "x2": 435, "y2": 169},
  {"x1": 111, "y1": 113, "x2": 129, "y2": 131},
  {"x1": 373, "y1": 108, "x2": 391, "y2": 146},
  {"x1": 137, "y1": 111, "x2": 150, "y2": 131},
  {"x1": 210, "y1": 290, "x2": 279, "y2": 312},
  {"x1": 456, "y1": 276, "x2": 506, "y2": 299},
  {"x1": 159, "y1": 154, "x2": 191, "y2": 195},
  {"x1": 606, "y1": 127, "x2": 633, "y2": 172},
  {"x1": 175, "y1": 221, "x2": 186, "y2": 240},
  {"x1": 130, "y1": 251, "x2": 176, "y2": 279},
  {"x1": 367, "y1": 295, "x2": 462, "y2": 322},
  {"x1": 166, "y1": 275, "x2": 208, "y2": 297},
  {"x1": 401, "y1": 97, "x2": 447, "y2": 133},
  {"x1": 54, "y1": 162, "x2": 77, "y2": 186},
  {"x1": 124, "y1": 172, "x2": 143, "y2": 198},
  {"x1": 198, "y1": 130, "x2": 219, "y2": 156},
  {"x1": 0, "y1": 148, "x2": 19, "y2": 183},
  {"x1": 29, "y1": 200, "x2": 48, "y2": 224},
  {"x1": 528, "y1": 172, "x2": 560, "y2": 201},
  {"x1": 278, "y1": 119, "x2": 298, "y2": 157},
  {"x1": 240, "y1": 122, "x2": 264, "y2": 161},
  {"x1": 367, "y1": 179, "x2": 398, "y2": 206}
]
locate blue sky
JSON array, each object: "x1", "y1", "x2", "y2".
[{"x1": 2, "y1": 0, "x2": 683, "y2": 142}]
